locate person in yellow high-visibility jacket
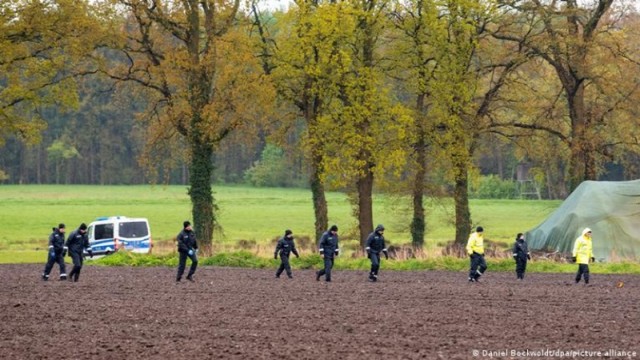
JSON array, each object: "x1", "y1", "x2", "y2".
[
  {"x1": 572, "y1": 228, "x2": 595, "y2": 284},
  {"x1": 466, "y1": 226, "x2": 487, "y2": 282}
]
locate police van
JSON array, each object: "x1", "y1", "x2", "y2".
[{"x1": 85, "y1": 216, "x2": 152, "y2": 257}]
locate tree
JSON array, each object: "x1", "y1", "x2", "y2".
[
  {"x1": 0, "y1": 0, "x2": 113, "y2": 146},
  {"x1": 255, "y1": 0, "x2": 356, "y2": 242},
  {"x1": 319, "y1": 0, "x2": 412, "y2": 246},
  {"x1": 492, "y1": 0, "x2": 640, "y2": 191},
  {"x1": 108, "y1": 0, "x2": 275, "y2": 253},
  {"x1": 390, "y1": 0, "x2": 440, "y2": 248}
]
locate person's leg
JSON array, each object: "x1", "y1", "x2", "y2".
[
  {"x1": 43, "y1": 252, "x2": 56, "y2": 280},
  {"x1": 516, "y1": 258, "x2": 524, "y2": 279},
  {"x1": 575, "y1": 264, "x2": 584, "y2": 283},
  {"x1": 176, "y1": 251, "x2": 187, "y2": 281},
  {"x1": 283, "y1": 255, "x2": 292, "y2": 278},
  {"x1": 73, "y1": 255, "x2": 83, "y2": 282},
  {"x1": 276, "y1": 262, "x2": 285, "y2": 278},
  {"x1": 583, "y1": 264, "x2": 590, "y2": 284},
  {"x1": 469, "y1": 254, "x2": 479, "y2": 281},
  {"x1": 475, "y1": 255, "x2": 487, "y2": 280},
  {"x1": 186, "y1": 252, "x2": 198, "y2": 280},
  {"x1": 371, "y1": 254, "x2": 380, "y2": 279},
  {"x1": 56, "y1": 253, "x2": 67, "y2": 280},
  {"x1": 324, "y1": 256, "x2": 332, "y2": 281},
  {"x1": 69, "y1": 252, "x2": 82, "y2": 282}
]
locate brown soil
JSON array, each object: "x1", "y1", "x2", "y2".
[{"x1": 1, "y1": 264, "x2": 639, "y2": 359}]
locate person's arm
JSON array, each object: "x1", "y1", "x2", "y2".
[
  {"x1": 177, "y1": 232, "x2": 188, "y2": 252},
  {"x1": 291, "y1": 240, "x2": 299, "y2": 257},
  {"x1": 82, "y1": 234, "x2": 92, "y2": 257},
  {"x1": 466, "y1": 235, "x2": 474, "y2": 255},
  {"x1": 192, "y1": 233, "x2": 198, "y2": 250},
  {"x1": 274, "y1": 239, "x2": 282, "y2": 259},
  {"x1": 571, "y1": 238, "x2": 580, "y2": 262},
  {"x1": 382, "y1": 238, "x2": 388, "y2": 259},
  {"x1": 512, "y1": 241, "x2": 519, "y2": 258},
  {"x1": 65, "y1": 232, "x2": 72, "y2": 249},
  {"x1": 48, "y1": 232, "x2": 56, "y2": 250},
  {"x1": 365, "y1": 234, "x2": 373, "y2": 254},
  {"x1": 319, "y1": 235, "x2": 326, "y2": 255}
]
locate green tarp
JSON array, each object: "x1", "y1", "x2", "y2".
[{"x1": 526, "y1": 180, "x2": 640, "y2": 261}]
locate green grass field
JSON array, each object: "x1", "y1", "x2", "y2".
[{"x1": 0, "y1": 184, "x2": 562, "y2": 263}]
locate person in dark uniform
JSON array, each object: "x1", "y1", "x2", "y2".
[
  {"x1": 42, "y1": 223, "x2": 68, "y2": 281},
  {"x1": 274, "y1": 229, "x2": 300, "y2": 279},
  {"x1": 65, "y1": 223, "x2": 92, "y2": 282},
  {"x1": 512, "y1": 233, "x2": 531, "y2": 280},
  {"x1": 365, "y1": 224, "x2": 388, "y2": 282},
  {"x1": 176, "y1": 221, "x2": 198, "y2": 282},
  {"x1": 316, "y1": 225, "x2": 340, "y2": 282}
]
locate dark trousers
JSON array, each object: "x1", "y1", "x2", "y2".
[
  {"x1": 276, "y1": 254, "x2": 292, "y2": 278},
  {"x1": 317, "y1": 256, "x2": 334, "y2": 281},
  {"x1": 43, "y1": 251, "x2": 66, "y2": 278},
  {"x1": 575, "y1": 264, "x2": 590, "y2": 284},
  {"x1": 469, "y1": 253, "x2": 487, "y2": 280},
  {"x1": 177, "y1": 251, "x2": 198, "y2": 280},
  {"x1": 369, "y1": 253, "x2": 381, "y2": 276},
  {"x1": 68, "y1": 251, "x2": 84, "y2": 282},
  {"x1": 515, "y1": 257, "x2": 527, "y2": 279}
]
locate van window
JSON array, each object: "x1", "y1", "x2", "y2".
[
  {"x1": 95, "y1": 224, "x2": 114, "y2": 240},
  {"x1": 119, "y1": 221, "x2": 149, "y2": 238}
]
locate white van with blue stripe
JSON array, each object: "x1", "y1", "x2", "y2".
[{"x1": 85, "y1": 216, "x2": 152, "y2": 257}]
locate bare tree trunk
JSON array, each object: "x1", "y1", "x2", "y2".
[
  {"x1": 356, "y1": 167, "x2": 374, "y2": 247},
  {"x1": 411, "y1": 95, "x2": 428, "y2": 248},
  {"x1": 188, "y1": 135, "x2": 214, "y2": 255},
  {"x1": 454, "y1": 164, "x2": 471, "y2": 245},
  {"x1": 310, "y1": 157, "x2": 328, "y2": 243}
]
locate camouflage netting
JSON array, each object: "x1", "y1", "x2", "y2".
[{"x1": 526, "y1": 180, "x2": 640, "y2": 261}]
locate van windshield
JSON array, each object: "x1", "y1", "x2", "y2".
[{"x1": 119, "y1": 221, "x2": 149, "y2": 238}]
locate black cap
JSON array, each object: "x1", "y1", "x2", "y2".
[
  {"x1": 476, "y1": 226, "x2": 483, "y2": 233},
  {"x1": 79, "y1": 223, "x2": 87, "y2": 231},
  {"x1": 375, "y1": 224, "x2": 385, "y2": 232},
  {"x1": 285, "y1": 229, "x2": 292, "y2": 236},
  {"x1": 184, "y1": 221, "x2": 191, "y2": 228},
  {"x1": 58, "y1": 223, "x2": 65, "y2": 229},
  {"x1": 330, "y1": 225, "x2": 338, "y2": 232}
]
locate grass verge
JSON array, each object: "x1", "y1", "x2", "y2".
[{"x1": 89, "y1": 251, "x2": 640, "y2": 274}]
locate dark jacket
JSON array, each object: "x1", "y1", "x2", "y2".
[
  {"x1": 65, "y1": 229, "x2": 90, "y2": 255},
  {"x1": 512, "y1": 238, "x2": 530, "y2": 260},
  {"x1": 275, "y1": 236, "x2": 299, "y2": 258},
  {"x1": 48, "y1": 229, "x2": 66, "y2": 253},
  {"x1": 365, "y1": 228, "x2": 387, "y2": 255},
  {"x1": 319, "y1": 231, "x2": 339, "y2": 258},
  {"x1": 177, "y1": 229, "x2": 198, "y2": 253}
]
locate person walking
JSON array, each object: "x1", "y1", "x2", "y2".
[
  {"x1": 365, "y1": 224, "x2": 388, "y2": 282},
  {"x1": 42, "y1": 224, "x2": 68, "y2": 281},
  {"x1": 176, "y1": 221, "x2": 198, "y2": 282},
  {"x1": 316, "y1": 225, "x2": 340, "y2": 282},
  {"x1": 572, "y1": 228, "x2": 595, "y2": 285},
  {"x1": 66, "y1": 223, "x2": 92, "y2": 282},
  {"x1": 466, "y1": 226, "x2": 487, "y2": 282},
  {"x1": 512, "y1": 233, "x2": 531, "y2": 280},
  {"x1": 274, "y1": 229, "x2": 300, "y2": 279}
]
